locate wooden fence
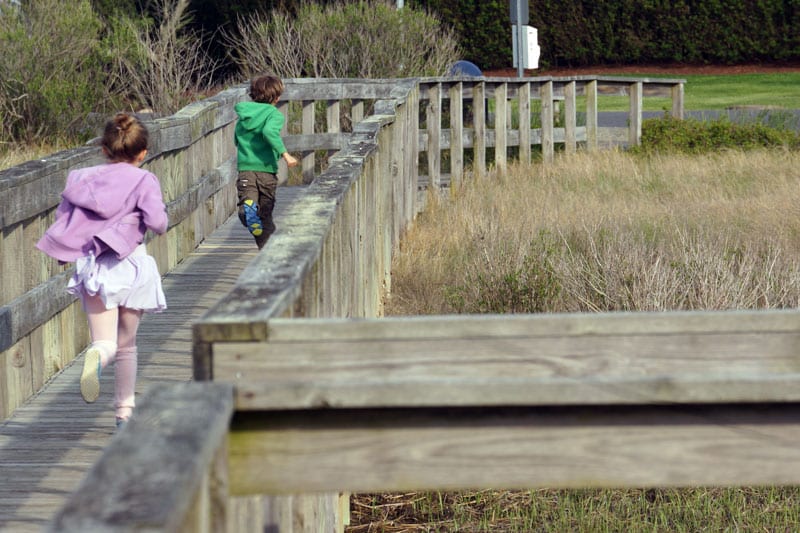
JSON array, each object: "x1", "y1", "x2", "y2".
[
  {"x1": 51, "y1": 309, "x2": 800, "y2": 531},
  {"x1": 2, "y1": 74, "x2": 684, "y2": 421},
  {"x1": 0, "y1": 74, "x2": 688, "y2": 531}
]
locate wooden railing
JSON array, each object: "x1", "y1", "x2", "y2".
[
  {"x1": 0, "y1": 73, "x2": 688, "y2": 531},
  {"x1": 3, "y1": 74, "x2": 685, "y2": 421},
  {"x1": 51, "y1": 309, "x2": 800, "y2": 531}
]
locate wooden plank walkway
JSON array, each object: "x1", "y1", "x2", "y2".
[{"x1": 0, "y1": 186, "x2": 307, "y2": 532}]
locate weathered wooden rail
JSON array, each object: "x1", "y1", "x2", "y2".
[
  {"x1": 51, "y1": 309, "x2": 800, "y2": 530},
  {"x1": 1, "y1": 73, "x2": 686, "y2": 531}
]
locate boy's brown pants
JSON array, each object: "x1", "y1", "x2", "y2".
[{"x1": 236, "y1": 170, "x2": 278, "y2": 249}]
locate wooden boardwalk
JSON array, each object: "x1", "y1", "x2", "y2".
[{"x1": 0, "y1": 186, "x2": 307, "y2": 531}]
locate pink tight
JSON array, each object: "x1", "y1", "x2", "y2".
[{"x1": 83, "y1": 292, "x2": 142, "y2": 421}]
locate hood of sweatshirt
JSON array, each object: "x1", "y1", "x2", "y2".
[
  {"x1": 234, "y1": 101, "x2": 277, "y2": 133},
  {"x1": 61, "y1": 163, "x2": 147, "y2": 219}
]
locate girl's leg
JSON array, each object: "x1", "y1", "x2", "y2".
[
  {"x1": 81, "y1": 293, "x2": 118, "y2": 403},
  {"x1": 114, "y1": 306, "x2": 142, "y2": 423}
]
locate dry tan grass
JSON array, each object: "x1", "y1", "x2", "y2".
[
  {"x1": 387, "y1": 148, "x2": 800, "y2": 316},
  {"x1": 0, "y1": 142, "x2": 73, "y2": 172}
]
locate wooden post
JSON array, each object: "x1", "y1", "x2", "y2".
[
  {"x1": 629, "y1": 81, "x2": 643, "y2": 146},
  {"x1": 302, "y1": 100, "x2": 315, "y2": 183},
  {"x1": 585, "y1": 80, "x2": 598, "y2": 151},
  {"x1": 351, "y1": 99, "x2": 364, "y2": 126},
  {"x1": 494, "y1": 83, "x2": 508, "y2": 169},
  {"x1": 426, "y1": 83, "x2": 442, "y2": 189},
  {"x1": 671, "y1": 82, "x2": 685, "y2": 119},
  {"x1": 449, "y1": 82, "x2": 464, "y2": 186},
  {"x1": 327, "y1": 99, "x2": 341, "y2": 134},
  {"x1": 540, "y1": 81, "x2": 554, "y2": 163},
  {"x1": 472, "y1": 82, "x2": 486, "y2": 177},
  {"x1": 278, "y1": 101, "x2": 290, "y2": 184},
  {"x1": 564, "y1": 81, "x2": 577, "y2": 154},
  {"x1": 518, "y1": 82, "x2": 531, "y2": 163}
]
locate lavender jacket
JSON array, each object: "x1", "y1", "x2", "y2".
[{"x1": 36, "y1": 162, "x2": 168, "y2": 263}]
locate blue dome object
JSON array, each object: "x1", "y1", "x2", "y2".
[{"x1": 449, "y1": 60, "x2": 482, "y2": 77}]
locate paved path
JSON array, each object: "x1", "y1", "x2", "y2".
[{"x1": 0, "y1": 186, "x2": 307, "y2": 531}]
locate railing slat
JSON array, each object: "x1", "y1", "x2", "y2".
[
  {"x1": 494, "y1": 83, "x2": 508, "y2": 169},
  {"x1": 449, "y1": 82, "x2": 464, "y2": 185}
]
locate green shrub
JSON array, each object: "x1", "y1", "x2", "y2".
[
  {"x1": 445, "y1": 232, "x2": 562, "y2": 314},
  {"x1": 634, "y1": 114, "x2": 800, "y2": 155},
  {"x1": 0, "y1": 0, "x2": 118, "y2": 144},
  {"x1": 413, "y1": 0, "x2": 800, "y2": 70},
  {"x1": 408, "y1": 0, "x2": 509, "y2": 71}
]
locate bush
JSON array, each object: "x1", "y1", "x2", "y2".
[
  {"x1": 225, "y1": 0, "x2": 461, "y2": 79},
  {"x1": 412, "y1": 0, "x2": 800, "y2": 70},
  {"x1": 105, "y1": 0, "x2": 219, "y2": 115},
  {"x1": 408, "y1": 0, "x2": 509, "y2": 71},
  {"x1": 0, "y1": 0, "x2": 116, "y2": 143},
  {"x1": 634, "y1": 114, "x2": 800, "y2": 155}
]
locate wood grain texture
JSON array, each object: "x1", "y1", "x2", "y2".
[
  {"x1": 228, "y1": 404, "x2": 800, "y2": 495},
  {"x1": 214, "y1": 310, "x2": 800, "y2": 410}
]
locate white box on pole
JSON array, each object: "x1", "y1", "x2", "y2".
[{"x1": 512, "y1": 25, "x2": 540, "y2": 70}]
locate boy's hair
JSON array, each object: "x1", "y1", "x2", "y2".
[
  {"x1": 249, "y1": 75, "x2": 285, "y2": 104},
  {"x1": 101, "y1": 112, "x2": 148, "y2": 163}
]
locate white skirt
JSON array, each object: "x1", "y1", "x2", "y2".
[{"x1": 67, "y1": 244, "x2": 167, "y2": 313}]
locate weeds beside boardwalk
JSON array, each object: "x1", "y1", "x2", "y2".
[
  {"x1": 350, "y1": 148, "x2": 800, "y2": 532},
  {"x1": 388, "y1": 149, "x2": 800, "y2": 316}
]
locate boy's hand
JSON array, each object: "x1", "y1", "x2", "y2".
[{"x1": 283, "y1": 152, "x2": 299, "y2": 168}]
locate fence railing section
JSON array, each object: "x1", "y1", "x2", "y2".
[{"x1": 278, "y1": 76, "x2": 684, "y2": 189}]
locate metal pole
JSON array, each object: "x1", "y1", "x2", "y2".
[{"x1": 516, "y1": 0, "x2": 524, "y2": 77}]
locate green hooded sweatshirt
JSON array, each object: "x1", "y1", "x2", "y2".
[{"x1": 234, "y1": 101, "x2": 287, "y2": 173}]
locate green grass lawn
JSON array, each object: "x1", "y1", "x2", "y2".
[{"x1": 596, "y1": 72, "x2": 800, "y2": 112}]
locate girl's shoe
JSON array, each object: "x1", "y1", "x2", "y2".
[
  {"x1": 80, "y1": 347, "x2": 102, "y2": 403},
  {"x1": 243, "y1": 199, "x2": 263, "y2": 236}
]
